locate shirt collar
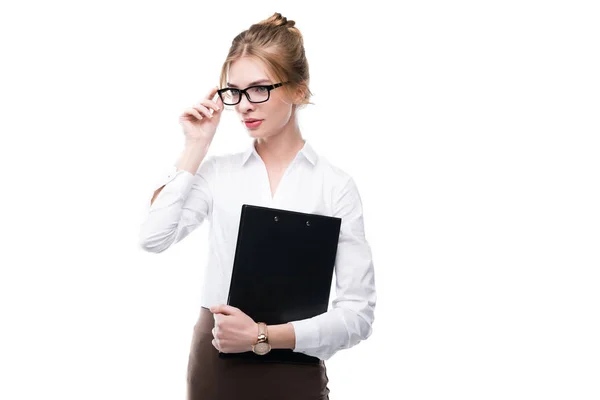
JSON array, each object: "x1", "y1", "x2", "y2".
[{"x1": 241, "y1": 139, "x2": 318, "y2": 167}]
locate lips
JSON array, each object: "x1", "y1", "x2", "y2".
[
  {"x1": 244, "y1": 119, "x2": 263, "y2": 128},
  {"x1": 243, "y1": 119, "x2": 263, "y2": 122}
]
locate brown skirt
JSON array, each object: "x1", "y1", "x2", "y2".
[{"x1": 186, "y1": 307, "x2": 331, "y2": 400}]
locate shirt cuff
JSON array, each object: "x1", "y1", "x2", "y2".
[
  {"x1": 290, "y1": 317, "x2": 321, "y2": 353},
  {"x1": 149, "y1": 167, "x2": 195, "y2": 208}
]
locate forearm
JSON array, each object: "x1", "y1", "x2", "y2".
[
  {"x1": 176, "y1": 140, "x2": 211, "y2": 175},
  {"x1": 288, "y1": 302, "x2": 375, "y2": 360},
  {"x1": 267, "y1": 322, "x2": 296, "y2": 350},
  {"x1": 149, "y1": 140, "x2": 211, "y2": 207}
]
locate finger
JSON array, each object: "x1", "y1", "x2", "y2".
[
  {"x1": 193, "y1": 104, "x2": 213, "y2": 118},
  {"x1": 212, "y1": 339, "x2": 219, "y2": 350},
  {"x1": 211, "y1": 304, "x2": 235, "y2": 315},
  {"x1": 219, "y1": 305, "x2": 237, "y2": 315},
  {"x1": 198, "y1": 99, "x2": 221, "y2": 113},
  {"x1": 182, "y1": 108, "x2": 203, "y2": 120},
  {"x1": 206, "y1": 85, "x2": 219, "y2": 100}
]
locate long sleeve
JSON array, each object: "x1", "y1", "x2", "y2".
[
  {"x1": 290, "y1": 176, "x2": 377, "y2": 360},
  {"x1": 139, "y1": 156, "x2": 216, "y2": 253}
]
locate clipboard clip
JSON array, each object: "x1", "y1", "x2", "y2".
[{"x1": 273, "y1": 214, "x2": 311, "y2": 227}]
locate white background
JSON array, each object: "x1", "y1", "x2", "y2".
[{"x1": 1, "y1": 1, "x2": 599, "y2": 399}]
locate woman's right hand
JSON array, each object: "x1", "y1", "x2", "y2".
[{"x1": 179, "y1": 86, "x2": 224, "y2": 143}]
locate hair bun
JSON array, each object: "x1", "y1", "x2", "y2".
[{"x1": 260, "y1": 12, "x2": 296, "y2": 29}]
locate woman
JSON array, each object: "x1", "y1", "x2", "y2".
[{"x1": 139, "y1": 12, "x2": 376, "y2": 400}]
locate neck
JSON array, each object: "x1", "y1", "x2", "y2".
[{"x1": 254, "y1": 115, "x2": 304, "y2": 168}]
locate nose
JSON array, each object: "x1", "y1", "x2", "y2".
[{"x1": 236, "y1": 92, "x2": 255, "y2": 114}]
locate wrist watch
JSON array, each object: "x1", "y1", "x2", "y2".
[{"x1": 251, "y1": 322, "x2": 272, "y2": 355}]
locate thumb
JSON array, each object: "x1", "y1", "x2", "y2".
[
  {"x1": 210, "y1": 304, "x2": 236, "y2": 315},
  {"x1": 215, "y1": 95, "x2": 224, "y2": 110}
]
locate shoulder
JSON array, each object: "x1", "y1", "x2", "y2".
[
  {"x1": 315, "y1": 159, "x2": 367, "y2": 227},
  {"x1": 311, "y1": 154, "x2": 365, "y2": 219},
  {"x1": 314, "y1": 154, "x2": 355, "y2": 192}
]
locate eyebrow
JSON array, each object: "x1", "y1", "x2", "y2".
[{"x1": 226, "y1": 79, "x2": 271, "y2": 88}]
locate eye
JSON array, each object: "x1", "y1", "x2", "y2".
[{"x1": 256, "y1": 86, "x2": 268, "y2": 93}]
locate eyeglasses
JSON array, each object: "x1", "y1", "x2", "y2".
[{"x1": 217, "y1": 82, "x2": 289, "y2": 106}]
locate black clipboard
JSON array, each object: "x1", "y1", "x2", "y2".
[{"x1": 218, "y1": 204, "x2": 341, "y2": 364}]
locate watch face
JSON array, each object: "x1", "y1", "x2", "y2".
[{"x1": 254, "y1": 342, "x2": 271, "y2": 355}]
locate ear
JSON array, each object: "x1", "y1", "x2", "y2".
[{"x1": 292, "y1": 83, "x2": 307, "y2": 104}]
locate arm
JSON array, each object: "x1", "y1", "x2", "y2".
[
  {"x1": 266, "y1": 323, "x2": 296, "y2": 350},
  {"x1": 288, "y1": 177, "x2": 377, "y2": 360},
  {"x1": 139, "y1": 141, "x2": 216, "y2": 253},
  {"x1": 150, "y1": 141, "x2": 211, "y2": 206}
]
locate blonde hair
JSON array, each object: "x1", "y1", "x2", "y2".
[{"x1": 219, "y1": 12, "x2": 313, "y2": 110}]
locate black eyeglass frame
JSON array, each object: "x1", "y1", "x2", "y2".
[{"x1": 217, "y1": 81, "x2": 289, "y2": 105}]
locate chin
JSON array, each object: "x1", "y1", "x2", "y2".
[{"x1": 249, "y1": 129, "x2": 269, "y2": 138}]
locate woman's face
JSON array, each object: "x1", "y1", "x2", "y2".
[{"x1": 225, "y1": 57, "x2": 296, "y2": 139}]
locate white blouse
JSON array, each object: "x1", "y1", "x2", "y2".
[{"x1": 139, "y1": 139, "x2": 376, "y2": 360}]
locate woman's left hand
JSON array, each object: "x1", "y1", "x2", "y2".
[{"x1": 209, "y1": 304, "x2": 258, "y2": 353}]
